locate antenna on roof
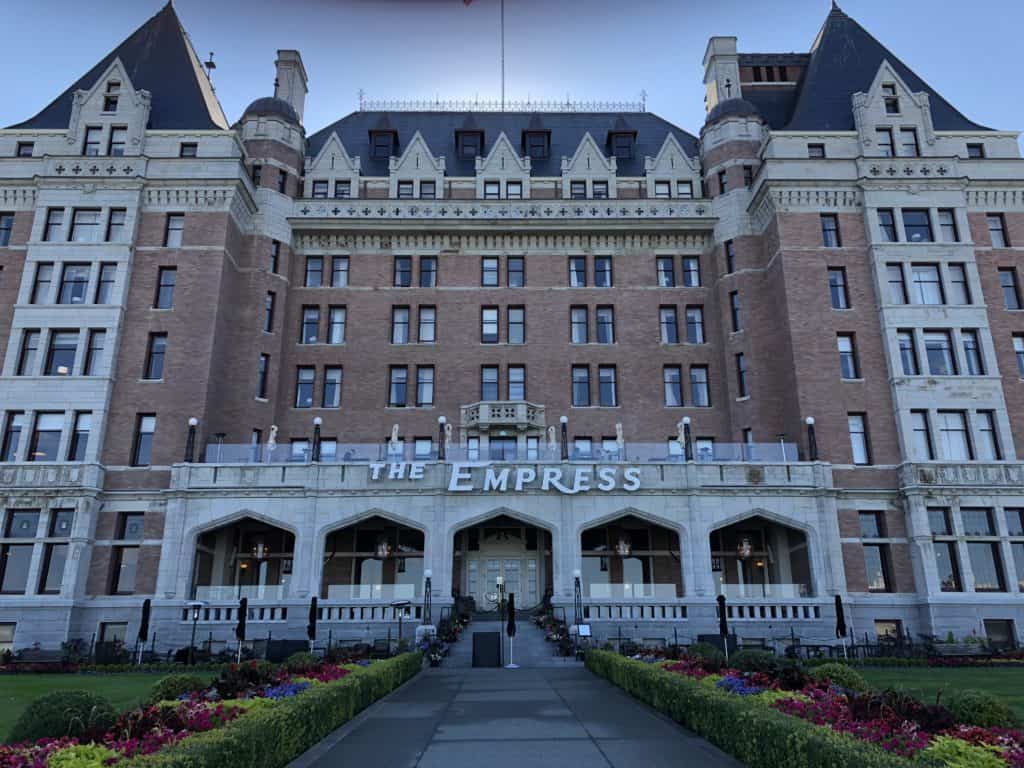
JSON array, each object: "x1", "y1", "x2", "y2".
[
  {"x1": 358, "y1": 88, "x2": 366, "y2": 111},
  {"x1": 204, "y1": 52, "x2": 216, "y2": 79},
  {"x1": 640, "y1": 89, "x2": 648, "y2": 112}
]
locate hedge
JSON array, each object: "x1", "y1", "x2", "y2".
[
  {"x1": 586, "y1": 651, "x2": 915, "y2": 768},
  {"x1": 122, "y1": 653, "x2": 422, "y2": 768}
]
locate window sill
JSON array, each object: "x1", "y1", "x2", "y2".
[
  {"x1": 138, "y1": 379, "x2": 164, "y2": 384},
  {"x1": 841, "y1": 378, "x2": 865, "y2": 383},
  {"x1": 735, "y1": 396, "x2": 751, "y2": 402}
]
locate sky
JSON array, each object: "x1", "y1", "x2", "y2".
[{"x1": 2, "y1": 0, "x2": 1021, "y2": 145}]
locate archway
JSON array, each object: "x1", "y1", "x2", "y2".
[
  {"x1": 191, "y1": 517, "x2": 295, "y2": 601},
  {"x1": 321, "y1": 516, "x2": 425, "y2": 601},
  {"x1": 709, "y1": 515, "x2": 813, "y2": 598},
  {"x1": 580, "y1": 514, "x2": 682, "y2": 599}
]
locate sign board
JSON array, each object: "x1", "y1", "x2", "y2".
[
  {"x1": 578, "y1": 624, "x2": 592, "y2": 638},
  {"x1": 368, "y1": 462, "x2": 642, "y2": 495}
]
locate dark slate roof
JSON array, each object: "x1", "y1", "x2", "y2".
[
  {"x1": 307, "y1": 111, "x2": 700, "y2": 177},
  {"x1": 743, "y1": 87, "x2": 801, "y2": 131},
  {"x1": 705, "y1": 98, "x2": 762, "y2": 126},
  {"x1": 786, "y1": 5, "x2": 990, "y2": 131},
  {"x1": 242, "y1": 97, "x2": 300, "y2": 126},
  {"x1": 8, "y1": 3, "x2": 228, "y2": 131}
]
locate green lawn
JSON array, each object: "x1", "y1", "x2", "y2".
[
  {"x1": 860, "y1": 667, "x2": 1024, "y2": 720},
  {"x1": 0, "y1": 673, "x2": 170, "y2": 743}
]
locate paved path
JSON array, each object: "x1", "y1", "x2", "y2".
[{"x1": 290, "y1": 624, "x2": 743, "y2": 768}]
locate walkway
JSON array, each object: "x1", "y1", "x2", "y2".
[{"x1": 290, "y1": 624, "x2": 742, "y2": 768}]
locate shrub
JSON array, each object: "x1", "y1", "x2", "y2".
[
  {"x1": 48, "y1": 744, "x2": 120, "y2": 768},
  {"x1": 728, "y1": 649, "x2": 778, "y2": 674},
  {"x1": 920, "y1": 735, "x2": 1006, "y2": 768},
  {"x1": 283, "y1": 651, "x2": 318, "y2": 674},
  {"x1": 686, "y1": 642, "x2": 726, "y2": 670},
  {"x1": 213, "y1": 660, "x2": 276, "y2": 699},
  {"x1": 8, "y1": 690, "x2": 117, "y2": 744},
  {"x1": 809, "y1": 663, "x2": 869, "y2": 693},
  {"x1": 148, "y1": 674, "x2": 208, "y2": 704},
  {"x1": 943, "y1": 689, "x2": 1018, "y2": 729}
]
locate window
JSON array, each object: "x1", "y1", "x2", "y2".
[
  {"x1": 419, "y1": 306, "x2": 437, "y2": 343},
  {"x1": 508, "y1": 306, "x2": 525, "y2": 344},
  {"x1": 480, "y1": 366, "x2": 499, "y2": 400},
  {"x1": 887, "y1": 263, "x2": 907, "y2": 304},
  {"x1": 371, "y1": 132, "x2": 393, "y2": 158},
  {"x1": 967, "y1": 143, "x2": 985, "y2": 159},
  {"x1": 569, "y1": 181, "x2": 586, "y2": 200},
  {"x1": 729, "y1": 291, "x2": 742, "y2": 332},
  {"x1": 571, "y1": 306, "x2": 589, "y2": 344},
  {"x1": 592, "y1": 181, "x2": 609, "y2": 199},
  {"x1": 897, "y1": 330, "x2": 919, "y2": 375},
  {"x1": 100, "y1": 210, "x2": 127, "y2": 245},
  {"x1": 1006, "y1": 509, "x2": 1024, "y2": 537},
  {"x1": 743, "y1": 165, "x2": 754, "y2": 187},
  {"x1": 270, "y1": 240, "x2": 280, "y2": 273},
  {"x1": 328, "y1": 306, "x2": 346, "y2": 343},
  {"x1": 416, "y1": 256, "x2": 436, "y2": 288},
  {"x1": 525, "y1": 131, "x2": 549, "y2": 158},
  {"x1": 39, "y1": 541, "x2": 69, "y2": 594},
  {"x1": 69, "y1": 209, "x2": 100, "y2": 243},
  {"x1": 820, "y1": 214, "x2": 840, "y2": 247},
  {"x1": 251, "y1": 164, "x2": 262, "y2": 186},
  {"x1": 390, "y1": 306, "x2": 410, "y2": 344},
  {"x1": 594, "y1": 256, "x2": 612, "y2": 287},
  {"x1": 144, "y1": 333, "x2": 167, "y2": 380},
  {"x1": 277, "y1": 169, "x2": 288, "y2": 194},
  {"x1": 735, "y1": 354, "x2": 748, "y2": 398},
  {"x1": 988, "y1": 214, "x2": 1009, "y2": 248},
  {"x1": 910, "y1": 410, "x2": 934, "y2": 459},
  {"x1": 311, "y1": 180, "x2": 328, "y2": 198},
  {"x1": 481, "y1": 256, "x2": 499, "y2": 286},
  {"x1": 899, "y1": 127, "x2": 919, "y2": 157},
  {"x1": 595, "y1": 306, "x2": 614, "y2": 344},
  {"x1": 164, "y1": 214, "x2": 184, "y2": 247},
  {"x1": 1015, "y1": 335, "x2": 1024, "y2": 377},
  {"x1": 27, "y1": 413, "x2": 62, "y2": 461},
  {"x1": 725, "y1": 240, "x2": 736, "y2": 273},
  {"x1": 295, "y1": 367, "x2": 315, "y2": 407},
  {"x1": 301, "y1": 306, "x2": 320, "y2": 344},
  {"x1": 911, "y1": 264, "x2": 943, "y2": 304},
  {"x1": 717, "y1": 170, "x2": 727, "y2": 195},
  {"x1": 458, "y1": 131, "x2": 482, "y2": 158},
  {"x1": 937, "y1": 410, "x2": 972, "y2": 459},
  {"x1": 969, "y1": 542, "x2": 1006, "y2": 592},
  {"x1": 17, "y1": 330, "x2": 40, "y2": 376},
  {"x1": 108, "y1": 127, "x2": 127, "y2": 157},
  {"x1": 506, "y1": 181, "x2": 523, "y2": 199},
  {"x1": 659, "y1": 306, "x2": 678, "y2": 344},
  {"x1": 393, "y1": 256, "x2": 412, "y2": 287},
  {"x1": 976, "y1": 411, "x2": 1001, "y2": 460},
  {"x1": 690, "y1": 366, "x2": 710, "y2": 407},
  {"x1": 837, "y1": 334, "x2": 859, "y2": 379},
  {"x1": 682, "y1": 257, "x2": 701, "y2": 287},
  {"x1": 303, "y1": 256, "x2": 323, "y2": 287},
  {"x1": 663, "y1": 366, "x2": 682, "y2": 407},
  {"x1": 902, "y1": 209, "x2": 932, "y2": 243},
  {"x1": 334, "y1": 180, "x2": 351, "y2": 198},
  {"x1": 864, "y1": 544, "x2": 892, "y2": 592},
  {"x1": 83, "y1": 126, "x2": 102, "y2": 156},
  {"x1": 84, "y1": 330, "x2": 105, "y2": 375},
  {"x1": 878, "y1": 209, "x2": 898, "y2": 242},
  {"x1": 655, "y1": 181, "x2": 671, "y2": 199},
  {"x1": 999, "y1": 268, "x2": 1020, "y2": 309},
  {"x1": 415, "y1": 366, "x2": 434, "y2": 407},
  {"x1": 1, "y1": 413, "x2": 25, "y2": 462},
  {"x1": 507, "y1": 256, "x2": 524, "y2": 287},
  {"x1": 58, "y1": 263, "x2": 90, "y2": 304},
  {"x1": 828, "y1": 267, "x2": 849, "y2": 309},
  {"x1": 677, "y1": 180, "x2": 694, "y2": 199},
  {"x1": 848, "y1": 413, "x2": 869, "y2": 464},
  {"x1": 467, "y1": 437, "x2": 480, "y2": 460},
  {"x1": 944, "y1": 263, "x2": 969, "y2": 305},
  {"x1": 598, "y1": 366, "x2": 618, "y2": 407},
  {"x1": 67, "y1": 412, "x2": 91, "y2": 462},
  {"x1": 961, "y1": 330, "x2": 984, "y2": 375},
  {"x1": 323, "y1": 367, "x2": 343, "y2": 408},
  {"x1": 685, "y1": 306, "x2": 705, "y2": 344},
  {"x1": 568, "y1": 256, "x2": 586, "y2": 287},
  {"x1": 808, "y1": 143, "x2": 826, "y2": 159},
  {"x1": 934, "y1": 209, "x2": 960, "y2": 244},
  {"x1": 508, "y1": 366, "x2": 525, "y2": 401},
  {"x1": 263, "y1": 292, "x2": 275, "y2": 332},
  {"x1": 0, "y1": 541, "x2": 32, "y2": 593},
  {"x1": 16, "y1": 141, "x2": 33, "y2": 157},
  {"x1": 657, "y1": 257, "x2": 675, "y2": 287},
  {"x1": 324, "y1": 256, "x2": 348, "y2": 289},
  {"x1": 155, "y1": 267, "x2": 176, "y2": 309},
  {"x1": 45, "y1": 331, "x2": 77, "y2": 376},
  {"x1": 876, "y1": 127, "x2": 894, "y2": 157},
  {"x1": 419, "y1": 181, "x2": 436, "y2": 199},
  {"x1": 484, "y1": 181, "x2": 500, "y2": 200},
  {"x1": 571, "y1": 366, "x2": 591, "y2": 406},
  {"x1": 933, "y1": 539, "x2": 962, "y2": 592},
  {"x1": 924, "y1": 330, "x2": 956, "y2": 375},
  {"x1": 388, "y1": 366, "x2": 408, "y2": 407},
  {"x1": 43, "y1": 208, "x2": 63, "y2": 242},
  {"x1": 611, "y1": 132, "x2": 633, "y2": 160},
  {"x1": 256, "y1": 355, "x2": 269, "y2": 399},
  {"x1": 92, "y1": 266, "x2": 118, "y2": 311},
  {"x1": 481, "y1": 307, "x2": 499, "y2": 343},
  {"x1": 882, "y1": 83, "x2": 899, "y2": 114},
  {"x1": 111, "y1": 547, "x2": 138, "y2": 594},
  {"x1": 179, "y1": 142, "x2": 198, "y2": 158},
  {"x1": 132, "y1": 415, "x2": 156, "y2": 466}
]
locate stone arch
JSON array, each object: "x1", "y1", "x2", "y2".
[
  {"x1": 576, "y1": 506, "x2": 685, "y2": 541},
  {"x1": 447, "y1": 505, "x2": 558, "y2": 541}
]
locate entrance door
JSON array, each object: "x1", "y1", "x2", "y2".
[{"x1": 468, "y1": 556, "x2": 539, "y2": 609}]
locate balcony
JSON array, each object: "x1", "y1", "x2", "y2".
[
  {"x1": 194, "y1": 585, "x2": 287, "y2": 602},
  {"x1": 899, "y1": 462, "x2": 1024, "y2": 489},
  {"x1": 0, "y1": 463, "x2": 103, "y2": 491},
  {"x1": 460, "y1": 400, "x2": 545, "y2": 432},
  {"x1": 585, "y1": 583, "x2": 679, "y2": 600},
  {"x1": 718, "y1": 583, "x2": 809, "y2": 600}
]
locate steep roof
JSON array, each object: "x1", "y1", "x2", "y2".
[
  {"x1": 8, "y1": 2, "x2": 228, "y2": 131},
  {"x1": 307, "y1": 111, "x2": 699, "y2": 177},
  {"x1": 785, "y1": 4, "x2": 990, "y2": 131}
]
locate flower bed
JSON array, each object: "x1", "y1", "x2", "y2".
[
  {"x1": 0, "y1": 653, "x2": 421, "y2": 767},
  {"x1": 589, "y1": 649, "x2": 1024, "y2": 768}
]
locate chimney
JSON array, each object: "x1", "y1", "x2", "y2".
[
  {"x1": 274, "y1": 49, "x2": 308, "y2": 124},
  {"x1": 702, "y1": 36, "x2": 740, "y2": 113}
]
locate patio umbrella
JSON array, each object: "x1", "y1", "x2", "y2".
[
  {"x1": 235, "y1": 597, "x2": 248, "y2": 663},
  {"x1": 505, "y1": 593, "x2": 518, "y2": 669},
  {"x1": 717, "y1": 594, "x2": 729, "y2": 663},
  {"x1": 835, "y1": 594, "x2": 848, "y2": 659},
  {"x1": 307, "y1": 596, "x2": 318, "y2": 650},
  {"x1": 136, "y1": 599, "x2": 151, "y2": 665}
]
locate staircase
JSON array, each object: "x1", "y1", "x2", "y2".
[{"x1": 444, "y1": 617, "x2": 581, "y2": 669}]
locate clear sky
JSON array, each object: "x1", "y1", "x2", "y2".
[{"x1": 2, "y1": 0, "x2": 1020, "y2": 145}]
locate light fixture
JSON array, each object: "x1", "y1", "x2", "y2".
[
  {"x1": 424, "y1": 569, "x2": 433, "y2": 579},
  {"x1": 313, "y1": 416, "x2": 323, "y2": 427},
  {"x1": 737, "y1": 536, "x2": 753, "y2": 559},
  {"x1": 251, "y1": 537, "x2": 269, "y2": 560},
  {"x1": 573, "y1": 568, "x2": 582, "y2": 579},
  {"x1": 376, "y1": 538, "x2": 393, "y2": 559},
  {"x1": 805, "y1": 416, "x2": 815, "y2": 426},
  {"x1": 614, "y1": 535, "x2": 632, "y2": 557},
  {"x1": 188, "y1": 417, "x2": 199, "y2": 427}
]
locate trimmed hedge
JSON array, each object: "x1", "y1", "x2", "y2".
[
  {"x1": 122, "y1": 653, "x2": 422, "y2": 768},
  {"x1": 586, "y1": 651, "x2": 913, "y2": 768}
]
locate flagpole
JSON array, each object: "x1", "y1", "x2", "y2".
[{"x1": 500, "y1": 0, "x2": 505, "y2": 111}]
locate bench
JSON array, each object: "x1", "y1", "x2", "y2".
[
  {"x1": 10, "y1": 649, "x2": 66, "y2": 668},
  {"x1": 931, "y1": 643, "x2": 989, "y2": 657}
]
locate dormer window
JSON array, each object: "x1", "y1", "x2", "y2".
[
  {"x1": 397, "y1": 180, "x2": 414, "y2": 199},
  {"x1": 457, "y1": 131, "x2": 483, "y2": 158},
  {"x1": 506, "y1": 181, "x2": 522, "y2": 200},
  {"x1": 876, "y1": 128, "x2": 894, "y2": 158},
  {"x1": 967, "y1": 143, "x2": 985, "y2": 159},
  {"x1": 484, "y1": 181, "x2": 500, "y2": 200},
  {"x1": 419, "y1": 181, "x2": 436, "y2": 200},
  {"x1": 882, "y1": 84, "x2": 899, "y2": 114},
  {"x1": 677, "y1": 181, "x2": 693, "y2": 199},
  {"x1": 108, "y1": 127, "x2": 127, "y2": 157},
  {"x1": 610, "y1": 132, "x2": 634, "y2": 160},
  {"x1": 899, "y1": 128, "x2": 919, "y2": 157},
  {"x1": 16, "y1": 142, "x2": 33, "y2": 158},
  {"x1": 179, "y1": 142, "x2": 198, "y2": 158},
  {"x1": 592, "y1": 181, "x2": 609, "y2": 199},
  {"x1": 570, "y1": 181, "x2": 586, "y2": 199},
  {"x1": 654, "y1": 181, "x2": 671, "y2": 199},
  {"x1": 334, "y1": 180, "x2": 351, "y2": 198},
  {"x1": 83, "y1": 126, "x2": 102, "y2": 156},
  {"x1": 524, "y1": 131, "x2": 549, "y2": 159},
  {"x1": 104, "y1": 81, "x2": 120, "y2": 112},
  {"x1": 371, "y1": 131, "x2": 395, "y2": 159},
  {"x1": 311, "y1": 180, "x2": 328, "y2": 198}
]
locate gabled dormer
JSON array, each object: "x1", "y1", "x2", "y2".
[
  {"x1": 388, "y1": 130, "x2": 445, "y2": 199},
  {"x1": 521, "y1": 114, "x2": 551, "y2": 160},
  {"x1": 561, "y1": 132, "x2": 617, "y2": 199},
  {"x1": 304, "y1": 132, "x2": 361, "y2": 199},
  {"x1": 852, "y1": 60, "x2": 936, "y2": 158},
  {"x1": 475, "y1": 131, "x2": 531, "y2": 199},
  {"x1": 644, "y1": 133, "x2": 701, "y2": 199},
  {"x1": 368, "y1": 114, "x2": 399, "y2": 160},
  {"x1": 455, "y1": 114, "x2": 484, "y2": 159},
  {"x1": 606, "y1": 116, "x2": 637, "y2": 161},
  {"x1": 66, "y1": 58, "x2": 151, "y2": 157}
]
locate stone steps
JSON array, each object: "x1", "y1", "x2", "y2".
[{"x1": 445, "y1": 619, "x2": 582, "y2": 669}]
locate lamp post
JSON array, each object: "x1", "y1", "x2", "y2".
[
  {"x1": 496, "y1": 575, "x2": 506, "y2": 666},
  {"x1": 805, "y1": 416, "x2": 818, "y2": 462},
  {"x1": 187, "y1": 600, "x2": 205, "y2": 666},
  {"x1": 682, "y1": 416, "x2": 693, "y2": 461},
  {"x1": 573, "y1": 568, "x2": 583, "y2": 659},
  {"x1": 311, "y1": 416, "x2": 322, "y2": 462},
  {"x1": 437, "y1": 416, "x2": 446, "y2": 460},
  {"x1": 423, "y1": 568, "x2": 433, "y2": 625},
  {"x1": 184, "y1": 417, "x2": 198, "y2": 463},
  {"x1": 559, "y1": 416, "x2": 569, "y2": 461}
]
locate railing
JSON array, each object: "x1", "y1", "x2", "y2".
[
  {"x1": 325, "y1": 584, "x2": 418, "y2": 601},
  {"x1": 725, "y1": 603, "x2": 822, "y2": 622},
  {"x1": 202, "y1": 441, "x2": 801, "y2": 465},
  {"x1": 193, "y1": 585, "x2": 287, "y2": 601},
  {"x1": 181, "y1": 601, "x2": 289, "y2": 624},
  {"x1": 586, "y1": 583, "x2": 680, "y2": 599},
  {"x1": 718, "y1": 583, "x2": 810, "y2": 600},
  {"x1": 317, "y1": 602, "x2": 424, "y2": 623},
  {"x1": 582, "y1": 602, "x2": 687, "y2": 621},
  {"x1": 460, "y1": 400, "x2": 546, "y2": 430}
]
